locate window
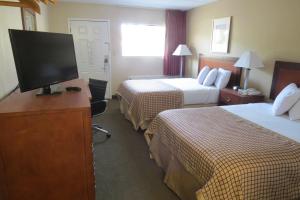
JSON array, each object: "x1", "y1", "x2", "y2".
[{"x1": 121, "y1": 24, "x2": 165, "y2": 57}]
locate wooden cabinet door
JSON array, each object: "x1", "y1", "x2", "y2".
[{"x1": 0, "y1": 111, "x2": 90, "y2": 200}]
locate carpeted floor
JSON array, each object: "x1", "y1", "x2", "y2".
[{"x1": 93, "y1": 99, "x2": 180, "y2": 200}]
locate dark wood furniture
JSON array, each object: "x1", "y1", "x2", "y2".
[
  {"x1": 270, "y1": 61, "x2": 300, "y2": 100},
  {"x1": 198, "y1": 55, "x2": 242, "y2": 88},
  {"x1": 0, "y1": 79, "x2": 95, "y2": 200},
  {"x1": 219, "y1": 88, "x2": 265, "y2": 105}
]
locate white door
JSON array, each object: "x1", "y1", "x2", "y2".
[{"x1": 69, "y1": 19, "x2": 111, "y2": 98}]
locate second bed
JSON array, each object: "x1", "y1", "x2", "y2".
[{"x1": 117, "y1": 56, "x2": 241, "y2": 130}]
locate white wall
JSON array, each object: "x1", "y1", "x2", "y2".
[
  {"x1": 48, "y1": 3, "x2": 165, "y2": 94},
  {"x1": 0, "y1": 5, "x2": 49, "y2": 99},
  {"x1": 0, "y1": 7, "x2": 22, "y2": 99},
  {"x1": 36, "y1": 3, "x2": 49, "y2": 32}
]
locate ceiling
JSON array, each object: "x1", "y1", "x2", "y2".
[{"x1": 60, "y1": 0, "x2": 217, "y2": 10}]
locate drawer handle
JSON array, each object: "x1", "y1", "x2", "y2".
[{"x1": 225, "y1": 97, "x2": 231, "y2": 102}]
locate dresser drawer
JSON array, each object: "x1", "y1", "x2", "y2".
[
  {"x1": 219, "y1": 88, "x2": 265, "y2": 105},
  {"x1": 220, "y1": 92, "x2": 241, "y2": 105}
]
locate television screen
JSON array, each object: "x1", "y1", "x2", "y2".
[{"x1": 9, "y1": 29, "x2": 79, "y2": 93}]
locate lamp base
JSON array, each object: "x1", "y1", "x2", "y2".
[
  {"x1": 243, "y1": 69, "x2": 250, "y2": 90},
  {"x1": 180, "y1": 56, "x2": 184, "y2": 77}
]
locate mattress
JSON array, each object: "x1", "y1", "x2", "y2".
[
  {"x1": 222, "y1": 103, "x2": 300, "y2": 143},
  {"x1": 160, "y1": 78, "x2": 219, "y2": 105}
]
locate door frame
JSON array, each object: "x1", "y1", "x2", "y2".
[{"x1": 68, "y1": 18, "x2": 112, "y2": 99}]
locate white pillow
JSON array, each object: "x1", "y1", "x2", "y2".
[
  {"x1": 289, "y1": 99, "x2": 300, "y2": 120},
  {"x1": 272, "y1": 83, "x2": 300, "y2": 116},
  {"x1": 203, "y1": 68, "x2": 218, "y2": 86},
  {"x1": 214, "y1": 68, "x2": 232, "y2": 89},
  {"x1": 197, "y1": 66, "x2": 210, "y2": 84}
]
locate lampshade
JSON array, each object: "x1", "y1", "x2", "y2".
[
  {"x1": 234, "y1": 51, "x2": 264, "y2": 69},
  {"x1": 173, "y1": 44, "x2": 192, "y2": 56}
]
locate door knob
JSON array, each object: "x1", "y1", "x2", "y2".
[{"x1": 104, "y1": 58, "x2": 109, "y2": 64}]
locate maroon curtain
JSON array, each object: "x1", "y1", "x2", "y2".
[{"x1": 163, "y1": 10, "x2": 187, "y2": 76}]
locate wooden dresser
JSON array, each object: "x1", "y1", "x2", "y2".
[{"x1": 0, "y1": 79, "x2": 95, "y2": 200}]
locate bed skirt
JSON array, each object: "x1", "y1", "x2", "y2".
[
  {"x1": 150, "y1": 133, "x2": 206, "y2": 200},
  {"x1": 119, "y1": 97, "x2": 151, "y2": 130}
]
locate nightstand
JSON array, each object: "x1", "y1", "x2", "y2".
[{"x1": 219, "y1": 88, "x2": 265, "y2": 105}]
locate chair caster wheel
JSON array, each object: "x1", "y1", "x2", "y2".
[{"x1": 107, "y1": 134, "x2": 111, "y2": 138}]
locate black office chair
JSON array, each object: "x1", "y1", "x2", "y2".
[{"x1": 89, "y1": 78, "x2": 111, "y2": 138}]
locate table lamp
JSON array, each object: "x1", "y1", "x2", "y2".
[
  {"x1": 173, "y1": 44, "x2": 192, "y2": 77},
  {"x1": 234, "y1": 51, "x2": 264, "y2": 90}
]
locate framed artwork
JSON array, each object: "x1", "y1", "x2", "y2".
[
  {"x1": 211, "y1": 17, "x2": 231, "y2": 53},
  {"x1": 21, "y1": 8, "x2": 37, "y2": 31}
]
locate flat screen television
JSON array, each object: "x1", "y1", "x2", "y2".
[{"x1": 9, "y1": 29, "x2": 79, "y2": 95}]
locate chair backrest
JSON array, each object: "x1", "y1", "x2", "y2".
[{"x1": 89, "y1": 79, "x2": 107, "y2": 101}]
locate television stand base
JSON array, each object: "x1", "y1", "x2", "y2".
[{"x1": 36, "y1": 85, "x2": 63, "y2": 96}]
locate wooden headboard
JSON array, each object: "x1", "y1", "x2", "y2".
[
  {"x1": 270, "y1": 61, "x2": 300, "y2": 100},
  {"x1": 198, "y1": 55, "x2": 242, "y2": 88}
]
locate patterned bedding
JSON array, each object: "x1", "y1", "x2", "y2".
[
  {"x1": 145, "y1": 107, "x2": 300, "y2": 200},
  {"x1": 117, "y1": 79, "x2": 184, "y2": 130}
]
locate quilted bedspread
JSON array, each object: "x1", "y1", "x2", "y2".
[
  {"x1": 145, "y1": 107, "x2": 300, "y2": 200},
  {"x1": 117, "y1": 79, "x2": 183, "y2": 130}
]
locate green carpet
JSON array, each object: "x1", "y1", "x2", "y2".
[{"x1": 93, "y1": 100, "x2": 179, "y2": 200}]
